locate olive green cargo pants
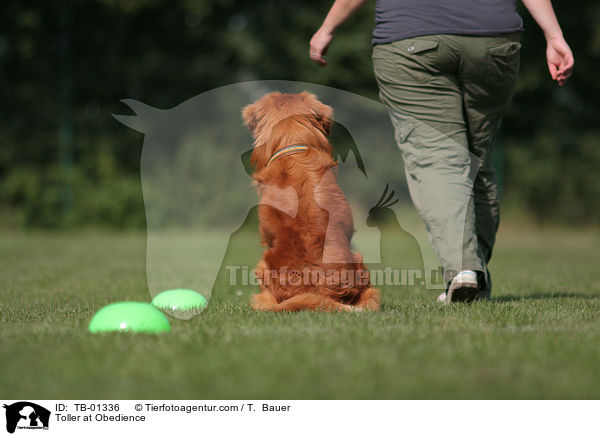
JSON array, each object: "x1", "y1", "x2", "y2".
[{"x1": 372, "y1": 33, "x2": 521, "y2": 294}]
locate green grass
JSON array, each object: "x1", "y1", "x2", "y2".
[{"x1": 1, "y1": 224, "x2": 600, "y2": 399}]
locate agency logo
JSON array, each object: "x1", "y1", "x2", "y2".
[{"x1": 3, "y1": 402, "x2": 50, "y2": 434}]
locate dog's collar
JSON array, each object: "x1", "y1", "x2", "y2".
[{"x1": 266, "y1": 143, "x2": 311, "y2": 167}]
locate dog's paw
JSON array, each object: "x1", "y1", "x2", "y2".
[{"x1": 340, "y1": 304, "x2": 363, "y2": 313}]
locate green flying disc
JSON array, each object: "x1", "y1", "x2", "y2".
[
  {"x1": 88, "y1": 302, "x2": 171, "y2": 333},
  {"x1": 152, "y1": 289, "x2": 208, "y2": 320}
]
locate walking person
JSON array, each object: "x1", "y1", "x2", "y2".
[{"x1": 310, "y1": 0, "x2": 573, "y2": 302}]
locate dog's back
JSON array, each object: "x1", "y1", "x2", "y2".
[{"x1": 243, "y1": 92, "x2": 380, "y2": 312}]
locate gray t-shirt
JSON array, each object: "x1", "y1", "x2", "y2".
[{"x1": 373, "y1": 0, "x2": 523, "y2": 44}]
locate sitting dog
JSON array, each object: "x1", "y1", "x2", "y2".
[{"x1": 242, "y1": 91, "x2": 380, "y2": 312}]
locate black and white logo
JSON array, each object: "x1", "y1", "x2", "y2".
[{"x1": 3, "y1": 402, "x2": 50, "y2": 434}]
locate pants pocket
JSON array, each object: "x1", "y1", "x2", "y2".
[
  {"x1": 391, "y1": 119, "x2": 421, "y2": 173},
  {"x1": 487, "y1": 40, "x2": 521, "y2": 83},
  {"x1": 488, "y1": 41, "x2": 521, "y2": 57},
  {"x1": 391, "y1": 39, "x2": 440, "y2": 56},
  {"x1": 373, "y1": 38, "x2": 440, "y2": 84}
]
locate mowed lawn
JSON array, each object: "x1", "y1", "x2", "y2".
[{"x1": 1, "y1": 224, "x2": 599, "y2": 399}]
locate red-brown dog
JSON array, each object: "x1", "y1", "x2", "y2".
[{"x1": 242, "y1": 91, "x2": 380, "y2": 312}]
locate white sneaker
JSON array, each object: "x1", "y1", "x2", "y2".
[{"x1": 443, "y1": 270, "x2": 479, "y2": 304}]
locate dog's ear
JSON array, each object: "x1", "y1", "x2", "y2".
[
  {"x1": 301, "y1": 92, "x2": 334, "y2": 135},
  {"x1": 315, "y1": 101, "x2": 334, "y2": 135},
  {"x1": 242, "y1": 103, "x2": 261, "y2": 136}
]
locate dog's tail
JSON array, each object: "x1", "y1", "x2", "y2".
[{"x1": 251, "y1": 288, "x2": 380, "y2": 312}]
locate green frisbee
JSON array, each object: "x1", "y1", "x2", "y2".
[
  {"x1": 88, "y1": 302, "x2": 171, "y2": 333},
  {"x1": 152, "y1": 289, "x2": 208, "y2": 320}
]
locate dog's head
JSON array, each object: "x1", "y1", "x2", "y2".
[
  {"x1": 242, "y1": 92, "x2": 334, "y2": 170},
  {"x1": 243, "y1": 91, "x2": 333, "y2": 140}
]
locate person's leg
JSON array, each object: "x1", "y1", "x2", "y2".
[
  {"x1": 458, "y1": 32, "x2": 522, "y2": 296},
  {"x1": 372, "y1": 36, "x2": 484, "y2": 286}
]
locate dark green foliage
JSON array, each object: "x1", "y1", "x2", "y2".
[
  {"x1": 0, "y1": 1, "x2": 597, "y2": 227},
  {"x1": 502, "y1": 3, "x2": 600, "y2": 223}
]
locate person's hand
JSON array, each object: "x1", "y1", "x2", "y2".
[
  {"x1": 546, "y1": 35, "x2": 574, "y2": 86},
  {"x1": 309, "y1": 26, "x2": 334, "y2": 66}
]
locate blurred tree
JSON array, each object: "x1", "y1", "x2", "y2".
[{"x1": 0, "y1": 0, "x2": 597, "y2": 227}]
